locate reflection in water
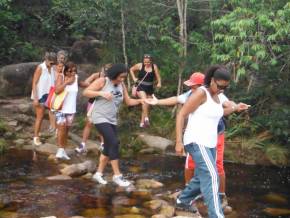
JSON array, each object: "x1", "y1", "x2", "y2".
[{"x1": 0, "y1": 149, "x2": 289, "y2": 217}]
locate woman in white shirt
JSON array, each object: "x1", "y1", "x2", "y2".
[{"x1": 31, "y1": 52, "x2": 57, "y2": 146}]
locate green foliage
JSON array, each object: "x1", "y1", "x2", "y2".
[{"x1": 0, "y1": 139, "x2": 7, "y2": 154}]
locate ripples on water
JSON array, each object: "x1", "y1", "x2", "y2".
[{"x1": 0, "y1": 149, "x2": 289, "y2": 217}]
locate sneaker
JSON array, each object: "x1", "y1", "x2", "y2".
[
  {"x1": 176, "y1": 198, "x2": 198, "y2": 214},
  {"x1": 221, "y1": 194, "x2": 233, "y2": 214},
  {"x1": 112, "y1": 174, "x2": 131, "y2": 187},
  {"x1": 139, "y1": 122, "x2": 145, "y2": 128},
  {"x1": 56, "y1": 148, "x2": 71, "y2": 160},
  {"x1": 144, "y1": 117, "x2": 150, "y2": 127},
  {"x1": 48, "y1": 126, "x2": 55, "y2": 133},
  {"x1": 93, "y1": 172, "x2": 108, "y2": 185},
  {"x1": 75, "y1": 143, "x2": 87, "y2": 154},
  {"x1": 221, "y1": 194, "x2": 229, "y2": 208},
  {"x1": 33, "y1": 137, "x2": 42, "y2": 146}
]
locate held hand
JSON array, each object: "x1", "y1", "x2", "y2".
[
  {"x1": 156, "y1": 83, "x2": 161, "y2": 88},
  {"x1": 145, "y1": 94, "x2": 158, "y2": 105},
  {"x1": 100, "y1": 91, "x2": 113, "y2": 100},
  {"x1": 175, "y1": 141, "x2": 184, "y2": 156},
  {"x1": 237, "y1": 103, "x2": 251, "y2": 112}
]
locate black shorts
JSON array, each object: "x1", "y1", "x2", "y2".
[{"x1": 137, "y1": 84, "x2": 154, "y2": 95}]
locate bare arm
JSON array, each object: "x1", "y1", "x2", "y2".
[
  {"x1": 80, "y1": 72, "x2": 102, "y2": 88},
  {"x1": 130, "y1": 63, "x2": 141, "y2": 83},
  {"x1": 31, "y1": 66, "x2": 42, "y2": 101},
  {"x1": 145, "y1": 95, "x2": 178, "y2": 106},
  {"x1": 153, "y1": 64, "x2": 162, "y2": 88},
  {"x1": 175, "y1": 89, "x2": 206, "y2": 155},
  {"x1": 55, "y1": 74, "x2": 67, "y2": 94},
  {"x1": 223, "y1": 101, "x2": 250, "y2": 116},
  {"x1": 83, "y1": 77, "x2": 112, "y2": 100},
  {"x1": 122, "y1": 83, "x2": 142, "y2": 106}
]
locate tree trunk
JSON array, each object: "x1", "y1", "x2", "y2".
[
  {"x1": 120, "y1": 0, "x2": 130, "y2": 88},
  {"x1": 172, "y1": 0, "x2": 188, "y2": 116}
]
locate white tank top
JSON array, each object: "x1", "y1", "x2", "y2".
[
  {"x1": 183, "y1": 86, "x2": 223, "y2": 148},
  {"x1": 60, "y1": 75, "x2": 78, "y2": 114},
  {"x1": 31, "y1": 62, "x2": 56, "y2": 100}
]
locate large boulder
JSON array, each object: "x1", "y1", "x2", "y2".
[
  {"x1": 0, "y1": 62, "x2": 39, "y2": 97},
  {"x1": 138, "y1": 133, "x2": 174, "y2": 151}
]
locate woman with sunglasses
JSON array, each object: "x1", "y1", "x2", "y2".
[
  {"x1": 83, "y1": 64, "x2": 143, "y2": 187},
  {"x1": 130, "y1": 54, "x2": 162, "y2": 127},
  {"x1": 175, "y1": 65, "x2": 232, "y2": 218},
  {"x1": 31, "y1": 52, "x2": 57, "y2": 146},
  {"x1": 54, "y1": 62, "x2": 80, "y2": 160}
]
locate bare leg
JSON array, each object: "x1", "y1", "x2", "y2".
[
  {"x1": 137, "y1": 91, "x2": 149, "y2": 124},
  {"x1": 82, "y1": 119, "x2": 92, "y2": 143},
  {"x1": 57, "y1": 124, "x2": 66, "y2": 148},
  {"x1": 33, "y1": 105, "x2": 45, "y2": 137},
  {"x1": 48, "y1": 110, "x2": 56, "y2": 130},
  {"x1": 97, "y1": 154, "x2": 110, "y2": 173},
  {"x1": 111, "y1": 159, "x2": 121, "y2": 175}
]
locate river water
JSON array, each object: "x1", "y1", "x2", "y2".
[{"x1": 0, "y1": 149, "x2": 289, "y2": 218}]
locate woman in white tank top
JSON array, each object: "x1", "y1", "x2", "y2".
[
  {"x1": 31, "y1": 52, "x2": 57, "y2": 146},
  {"x1": 54, "y1": 62, "x2": 79, "y2": 160},
  {"x1": 175, "y1": 65, "x2": 231, "y2": 218}
]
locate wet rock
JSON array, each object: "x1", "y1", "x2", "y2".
[
  {"x1": 151, "y1": 215, "x2": 167, "y2": 218},
  {"x1": 137, "y1": 133, "x2": 173, "y2": 151},
  {"x1": 60, "y1": 160, "x2": 96, "y2": 177},
  {"x1": 3, "y1": 131, "x2": 15, "y2": 140},
  {"x1": 40, "y1": 216, "x2": 57, "y2": 218},
  {"x1": 13, "y1": 139, "x2": 25, "y2": 146},
  {"x1": 131, "y1": 189, "x2": 152, "y2": 200},
  {"x1": 114, "y1": 215, "x2": 146, "y2": 218},
  {"x1": 7, "y1": 120, "x2": 18, "y2": 127},
  {"x1": 144, "y1": 199, "x2": 168, "y2": 210},
  {"x1": 160, "y1": 204, "x2": 175, "y2": 217},
  {"x1": 0, "y1": 211, "x2": 18, "y2": 218},
  {"x1": 35, "y1": 143, "x2": 58, "y2": 155},
  {"x1": 263, "y1": 208, "x2": 290, "y2": 216},
  {"x1": 113, "y1": 206, "x2": 140, "y2": 215},
  {"x1": 46, "y1": 175, "x2": 72, "y2": 180},
  {"x1": 15, "y1": 114, "x2": 32, "y2": 124},
  {"x1": 81, "y1": 172, "x2": 93, "y2": 179},
  {"x1": 82, "y1": 208, "x2": 108, "y2": 217},
  {"x1": 0, "y1": 62, "x2": 38, "y2": 97},
  {"x1": 174, "y1": 211, "x2": 202, "y2": 217},
  {"x1": 69, "y1": 132, "x2": 101, "y2": 153},
  {"x1": 136, "y1": 179, "x2": 164, "y2": 189},
  {"x1": 261, "y1": 193, "x2": 288, "y2": 205},
  {"x1": 70, "y1": 216, "x2": 85, "y2": 218},
  {"x1": 112, "y1": 196, "x2": 137, "y2": 206},
  {"x1": 139, "y1": 148, "x2": 160, "y2": 155}
]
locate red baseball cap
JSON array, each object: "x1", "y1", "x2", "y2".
[{"x1": 184, "y1": 72, "x2": 205, "y2": 86}]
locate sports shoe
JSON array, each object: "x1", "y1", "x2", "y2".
[
  {"x1": 75, "y1": 143, "x2": 87, "y2": 154},
  {"x1": 139, "y1": 122, "x2": 145, "y2": 128},
  {"x1": 221, "y1": 194, "x2": 233, "y2": 214},
  {"x1": 55, "y1": 148, "x2": 71, "y2": 160},
  {"x1": 144, "y1": 117, "x2": 150, "y2": 127},
  {"x1": 33, "y1": 137, "x2": 42, "y2": 146},
  {"x1": 176, "y1": 198, "x2": 198, "y2": 214},
  {"x1": 112, "y1": 174, "x2": 131, "y2": 187},
  {"x1": 92, "y1": 172, "x2": 108, "y2": 185}
]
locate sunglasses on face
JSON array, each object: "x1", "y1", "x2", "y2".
[{"x1": 214, "y1": 80, "x2": 228, "y2": 90}]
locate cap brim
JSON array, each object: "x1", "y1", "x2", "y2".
[{"x1": 184, "y1": 80, "x2": 195, "y2": 86}]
